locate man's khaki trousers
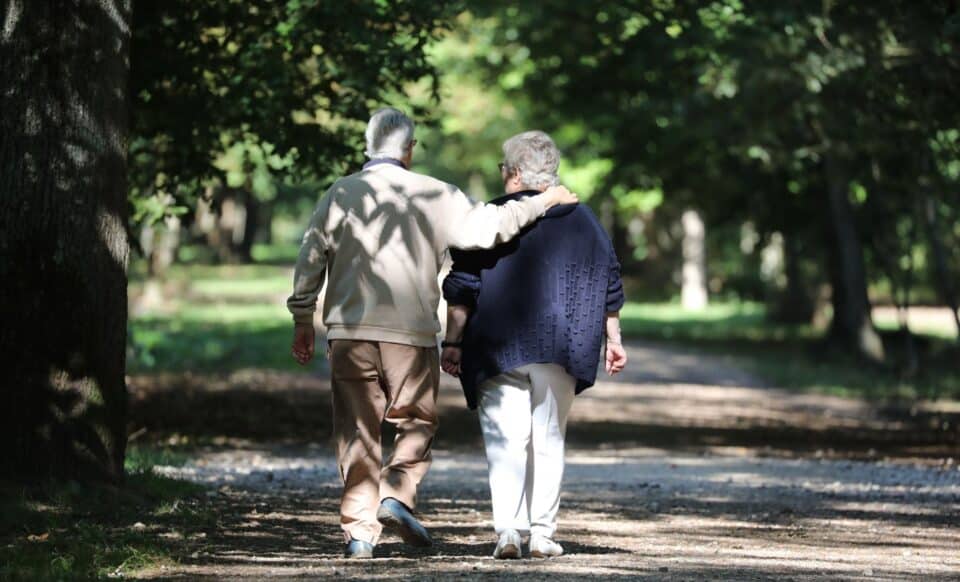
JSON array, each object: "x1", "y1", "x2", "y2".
[{"x1": 329, "y1": 340, "x2": 439, "y2": 544}]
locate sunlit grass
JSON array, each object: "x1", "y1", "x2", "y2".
[
  {"x1": 873, "y1": 315, "x2": 958, "y2": 340},
  {"x1": 620, "y1": 300, "x2": 960, "y2": 401},
  {"x1": 0, "y1": 445, "x2": 209, "y2": 579},
  {"x1": 189, "y1": 275, "x2": 292, "y2": 298},
  {"x1": 127, "y1": 259, "x2": 959, "y2": 400},
  {"x1": 129, "y1": 258, "x2": 299, "y2": 372}
]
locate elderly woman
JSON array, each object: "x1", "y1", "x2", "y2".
[{"x1": 441, "y1": 130, "x2": 627, "y2": 559}]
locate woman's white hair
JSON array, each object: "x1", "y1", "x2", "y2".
[
  {"x1": 502, "y1": 130, "x2": 560, "y2": 189},
  {"x1": 364, "y1": 107, "x2": 415, "y2": 160}
]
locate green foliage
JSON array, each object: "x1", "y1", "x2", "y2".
[
  {"x1": 450, "y1": 1, "x2": 960, "y2": 346},
  {"x1": 129, "y1": 0, "x2": 459, "y2": 225}
]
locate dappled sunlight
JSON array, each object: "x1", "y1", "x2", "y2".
[{"x1": 134, "y1": 443, "x2": 960, "y2": 579}]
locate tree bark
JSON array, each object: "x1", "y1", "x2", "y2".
[
  {"x1": 922, "y1": 193, "x2": 960, "y2": 342},
  {"x1": 823, "y1": 155, "x2": 885, "y2": 363},
  {"x1": 0, "y1": 0, "x2": 132, "y2": 481},
  {"x1": 681, "y1": 209, "x2": 708, "y2": 310},
  {"x1": 771, "y1": 233, "x2": 814, "y2": 324}
]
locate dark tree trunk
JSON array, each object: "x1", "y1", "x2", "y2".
[
  {"x1": 923, "y1": 194, "x2": 960, "y2": 342},
  {"x1": 0, "y1": 0, "x2": 132, "y2": 481},
  {"x1": 823, "y1": 155, "x2": 885, "y2": 363}
]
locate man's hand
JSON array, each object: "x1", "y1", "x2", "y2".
[
  {"x1": 605, "y1": 341, "x2": 627, "y2": 375},
  {"x1": 292, "y1": 322, "x2": 315, "y2": 365},
  {"x1": 542, "y1": 185, "x2": 578, "y2": 207},
  {"x1": 441, "y1": 346, "x2": 462, "y2": 377}
]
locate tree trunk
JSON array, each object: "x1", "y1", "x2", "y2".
[
  {"x1": 771, "y1": 233, "x2": 815, "y2": 324},
  {"x1": 823, "y1": 156, "x2": 885, "y2": 363},
  {"x1": 681, "y1": 209, "x2": 708, "y2": 310},
  {"x1": 0, "y1": 0, "x2": 132, "y2": 481},
  {"x1": 922, "y1": 194, "x2": 960, "y2": 342},
  {"x1": 237, "y1": 190, "x2": 258, "y2": 263}
]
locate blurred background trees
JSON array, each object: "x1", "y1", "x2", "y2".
[
  {"x1": 126, "y1": 0, "x2": 958, "y2": 375},
  {"x1": 129, "y1": 0, "x2": 455, "y2": 271},
  {"x1": 449, "y1": 0, "x2": 960, "y2": 363},
  {"x1": 4, "y1": 0, "x2": 958, "y2": 481}
]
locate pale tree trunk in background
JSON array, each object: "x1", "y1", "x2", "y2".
[
  {"x1": 140, "y1": 215, "x2": 181, "y2": 278},
  {"x1": 681, "y1": 209, "x2": 708, "y2": 310},
  {"x1": 771, "y1": 233, "x2": 815, "y2": 324},
  {"x1": 823, "y1": 155, "x2": 885, "y2": 363},
  {"x1": 467, "y1": 172, "x2": 488, "y2": 201},
  {"x1": 195, "y1": 187, "x2": 258, "y2": 263},
  {"x1": 0, "y1": 0, "x2": 131, "y2": 481}
]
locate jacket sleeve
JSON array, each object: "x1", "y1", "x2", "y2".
[
  {"x1": 580, "y1": 205, "x2": 625, "y2": 312},
  {"x1": 286, "y1": 191, "x2": 334, "y2": 324},
  {"x1": 444, "y1": 186, "x2": 546, "y2": 250},
  {"x1": 442, "y1": 248, "x2": 482, "y2": 309},
  {"x1": 606, "y1": 253, "x2": 625, "y2": 312}
]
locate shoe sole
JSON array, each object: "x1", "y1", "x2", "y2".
[
  {"x1": 495, "y1": 543, "x2": 521, "y2": 559},
  {"x1": 376, "y1": 506, "x2": 433, "y2": 547}
]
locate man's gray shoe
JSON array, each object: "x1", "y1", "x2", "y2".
[
  {"x1": 345, "y1": 539, "x2": 374, "y2": 559},
  {"x1": 376, "y1": 498, "x2": 433, "y2": 547}
]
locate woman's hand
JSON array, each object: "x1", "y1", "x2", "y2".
[
  {"x1": 441, "y1": 346, "x2": 462, "y2": 377},
  {"x1": 605, "y1": 341, "x2": 627, "y2": 375}
]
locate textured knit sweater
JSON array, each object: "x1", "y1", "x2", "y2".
[
  {"x1": 286, "y1": 161, "x2": 549, "y2": 347},
  {"x1": 442, "y1": 190, "x2": 625, "y2": 409}
]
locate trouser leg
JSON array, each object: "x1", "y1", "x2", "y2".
[
  {"x1": 478, "y1": 368, "x2": 534, "y2": 535},
  {"x1": 524, "y1": 363, "x2": 576, "y2": 539},
  {"x1": 330, "y1": 340, "x2": 387, "y2": 544},
  {"x1": 378, "y1": 342, "x2": 440, "y2": 511}
]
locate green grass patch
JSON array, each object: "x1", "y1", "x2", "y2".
[
  {"x1": 129, "y1": 259, "x2": 304, "y2": 373},
  {"x1": 620, "y1": 301, "x2": 960, "y2": 401},
  {"x1": 130, "y1": 262, "x2": 292, "y2": 286},
  {"x1": 619, "y1": 301, "x2": 816, "y2": 342},
  {"x1": 189, "y1": 274, "x2": 292, "y2": 298},
  {"x1": 0, "y1": 446, "x2": 211, "y2": 580},
  {"x1": 251, "y1": 242, "x2": 301, "y2": 264}
]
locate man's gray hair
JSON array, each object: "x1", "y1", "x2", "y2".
[
  {"x1": 502, "y1": 130, "x2": 560, "y2": 189},
  {"x1": 364, "y1": 107, "x2": 415, "y2": 160}
]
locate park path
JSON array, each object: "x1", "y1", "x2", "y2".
[{"x1": 134, "y1": 341, "x2": 960, "y2": 580}]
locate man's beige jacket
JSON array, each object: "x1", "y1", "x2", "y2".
[{"x1": 287, "y1": 163, "x2": 547, "y2": 347}]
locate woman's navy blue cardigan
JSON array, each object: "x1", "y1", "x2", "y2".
[{"x1": 442, "y1": 190, "x2": 625, "y2": 410}]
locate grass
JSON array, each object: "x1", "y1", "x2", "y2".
[
  {"x1": 0, "y1": 445, "x2": 212, "y2": 580},
  {"x1": 129, "y1": 263, "x2": 300, "y2": 373},
  {"x1": 127, "y1": 256, "x2": 959, "y2": 401},
  {"x1": 619, "y1": 301, "x2": 960, "y2": 401}
]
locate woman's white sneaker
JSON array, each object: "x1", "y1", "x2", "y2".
[
  {"x1": 493, "y1": 529, "x2": 522, "y2": 559},
  {"x1": 529, "y1": 534, "x2": 563, "y2": 558}
]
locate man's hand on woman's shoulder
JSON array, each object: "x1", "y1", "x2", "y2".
[{"x1": 542, "y1": 185, "x2": 578, "y2": 207}]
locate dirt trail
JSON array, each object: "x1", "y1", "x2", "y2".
[{"x1": 133, "y1": 341, "x2": 960, "y2": 580}]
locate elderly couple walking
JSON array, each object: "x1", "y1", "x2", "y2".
[{"x1": 287, "y1": 107, "x2": 627, "y2": 559}]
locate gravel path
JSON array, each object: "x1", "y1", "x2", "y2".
[{"x1": 133, "y1": 341, "x2": 960, "y2": 580}]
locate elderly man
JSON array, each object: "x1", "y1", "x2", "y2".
[
  {"x1": 286, "y1": 108, "x2": 577, "y2": 558},
  {"x1": 441, "y1": 130, "x2": 627, "y2": 559}
]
